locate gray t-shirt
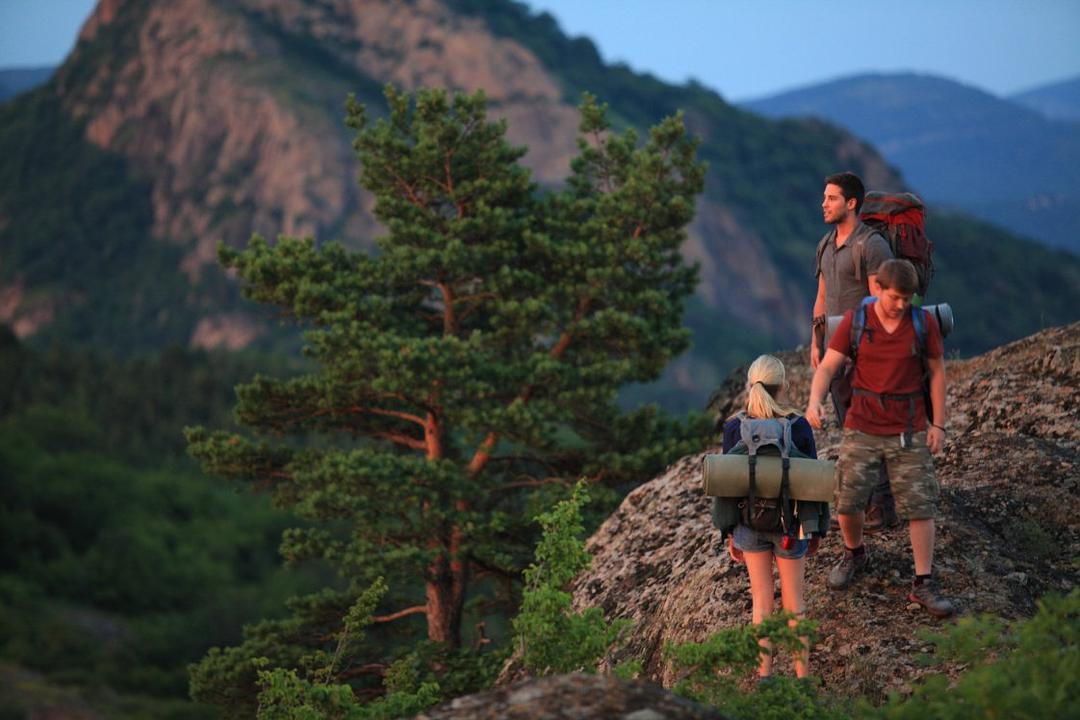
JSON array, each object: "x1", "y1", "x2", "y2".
[{"x1": 815, "y1": 221, "x2": 893, "y2": 316}]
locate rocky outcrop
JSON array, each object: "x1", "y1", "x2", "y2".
[
  {"x1": 59, "y1": 0, "x2": 369, "y2": 283},
  {"x1": 0, "y1": 281, "x2": 58, "y2": 339},
  {"x1": 414, "y1": 672, "x2": 728, "y2": 720},
  {"x1": 570, "y1": 323, "x2": 1079, "y2": 700}
]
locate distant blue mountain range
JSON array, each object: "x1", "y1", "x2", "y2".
[
  {"x1": 1010, "y1": 76, "x2": 1080, "y2": 123},
  {"x1": 0, "y1": 66, "x2": 54, "y2": 103},
  {"x1": 743, "y1": 73, "x2": 1080, "y2": 254}
]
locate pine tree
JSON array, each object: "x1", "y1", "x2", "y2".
[{"x1": 186, "y1": 85, "x2": 706, "y2": 705}]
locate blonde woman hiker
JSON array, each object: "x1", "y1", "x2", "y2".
[{"x1": 711, "y1": 354, "x2": 828, "y2": 678}]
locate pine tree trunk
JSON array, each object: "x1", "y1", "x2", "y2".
[
  {"x1": 422, "y1": 415, "x2": 468, "y2": 647},
  {"x1": 425, "y1": 550, "x2": 467, "y2": 648}
]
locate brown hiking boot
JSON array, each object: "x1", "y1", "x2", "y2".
[
  {"x1": 864, "y1": 504, "x2": 899, "y2": 532},
  {"x1": 827, "y1": 547, "x2": 870, "y2": 589},
  {"x1": 908, "y1": 578, "x2": 955, "y2": 618}
]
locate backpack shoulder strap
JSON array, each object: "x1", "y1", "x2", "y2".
[
  {"x1": 911, "y1": 305, "x2": 928, "y2": 357},
  {"x1": 776, "y1": 415, "x2": 793, "y2": 460},
  {"x1": 850, "y1": 297, "x2": 876, "y2": 361},
  {"x1": 815, "y1": 231, "x2": 832, "y2": 276},
  {"x1": 852, "y1": 232, "x2": 866, "y2": 283},
  {"x1": 736, "y1": 411, "x2": 750, "y2": 451},
  {"x1": 912, "y1": 305, "x2": 934, "y2": 429}
]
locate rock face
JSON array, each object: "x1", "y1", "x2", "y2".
[
  {"x1": 414, "y1": 672, "x2": 728, "y2": 720},
  {"x1": 24, "y1": 0, "x2": 898, "y2": 357},
  {"x1": 570, "y1": 322, "x2": 1079, "y2": 700},
  {"x1": 60, "y1": 0, "x2": 374, "y2": 280}
]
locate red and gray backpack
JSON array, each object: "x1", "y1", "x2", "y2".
[{"x1": 859, "y1": 191, "x2": 934, "y2": 299}]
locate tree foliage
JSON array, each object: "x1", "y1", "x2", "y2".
[
  {"x1": 185, "y1": 85, "x2": 708, "y2": 711},
  {"x1": 248, "y1": 579, "x2": 442, "y2": 720}
]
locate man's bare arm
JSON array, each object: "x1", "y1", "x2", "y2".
[
  {"x1": 810, "y1": 275, "x2": 826, "y2": 368},
  {"x1": 806, "y1": 348, "x2": 845, "y2": 428},
  {"x1": 926, "y1": 356, "x2": 947, "y2": 453}
]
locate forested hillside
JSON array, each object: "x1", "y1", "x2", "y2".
[{"x1": 0, "y1": 330, "x2": 320, "y2": 717}]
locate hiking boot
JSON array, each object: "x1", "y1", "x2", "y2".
[
  {"x1": 827, "y1": 547, "x2": 870, "y2": 589},
  {"x1": 908, "y1": 578, "x2": 955, "y2": 618},
  {"x1": 863, "y1": 504, "x2": 899, "y2": 532}
]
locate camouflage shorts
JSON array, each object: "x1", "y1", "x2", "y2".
[{"x1": 835, "y1": 429, "x2": 938, "y2": 520}]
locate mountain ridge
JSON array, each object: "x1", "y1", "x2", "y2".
[
  {"x1": 743, "y1": 71, "x2": 1080, "y2": 254},
  {"x1": 1, "y1": 0, "x2": 1078, "y2": 411},
  {"x1": 1010, "y1": 74, "x2": 1080, "y2": 122}
]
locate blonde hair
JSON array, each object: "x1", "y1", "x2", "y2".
[{"x1": 741, "y1": 354, "x2": 799, "y2": 419}]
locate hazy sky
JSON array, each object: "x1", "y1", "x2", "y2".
[{"x1": 2, "y1": 0, "x2": 1078, "y2": 100}]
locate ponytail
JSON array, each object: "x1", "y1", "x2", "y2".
[{"x1": 738, "y1": 354, "x2": 799, "y2": 419}]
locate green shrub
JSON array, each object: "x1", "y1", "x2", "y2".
[
  {"x1": 666, "y1": 590, "x2": 1079, "y2": 719},
  {"x1": 666, "y1": 615, "x2": 845, "y2": 720},
  {"x1": 511, "y1": 481, "x2": 631, "y2": 675},
  {"x1": 869, "y1": 589, "x2": 1079, "y2": 720}
]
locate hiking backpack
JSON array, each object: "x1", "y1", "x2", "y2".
[
  {"x1": 725, "y1": 413, "x2": 805, "y2": 538},
  {"x1": 849, "y1": 297, "x2": 932, "y2": 435},
  {"x1": 859, "y1": 191, "x2": 934, "y2": 299}
]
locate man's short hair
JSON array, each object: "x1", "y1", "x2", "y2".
[
  {"x1": 876, "y1": 259, "x2": 919, "y2": 296},
  {"x1": 824, "y1": 171, "x2": 866, "y2": 213}
]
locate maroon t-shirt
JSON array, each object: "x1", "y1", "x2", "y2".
[{"x1": 828, "y1": 305, "x2": 943, "y2": 435}]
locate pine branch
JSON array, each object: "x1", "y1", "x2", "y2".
[
  {"x1": 349, "y1": 405, "x2": 426, "y2": 426},
  {"x1": 372, "y1": 431, "x2": 427, "y2": 451},
  {"x1": 370, "y1": 605, "x2": 427, "y2": 623},
  {"x1": 465, "y1": 295, "x2": 593, "y2": 476}
]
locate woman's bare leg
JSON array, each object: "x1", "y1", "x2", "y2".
[
  {"x1": 776, "y1": 555, "x2": 809, "y2": 678},
  {"x1": 744, "y1": 549, "x2": 776, "y2": 677}
]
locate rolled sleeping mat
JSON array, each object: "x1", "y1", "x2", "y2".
[
  {"x1": 825, "y1": 302, "x2": 953, "y2": 345},
  {"x1": 701, "y1": 454, "x2": 835, "y2": 502}
]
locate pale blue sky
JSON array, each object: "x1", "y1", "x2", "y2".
[{"x1": 2, "y1": 0, "x2": 1078, "y2": 100}]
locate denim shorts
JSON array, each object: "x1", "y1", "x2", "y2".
[{"x1": 733, "y1": 523, "x2": 809, "y2": 560}]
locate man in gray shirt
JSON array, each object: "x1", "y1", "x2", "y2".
[{"x1": 810, "y1": 172, "x2": 896, "y2": 529}]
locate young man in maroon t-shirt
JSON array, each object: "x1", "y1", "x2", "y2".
[{"x1": 805, "y1": 259, "x2": 954, "y2": 617}]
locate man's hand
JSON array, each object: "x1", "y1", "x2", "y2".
[
  {"x1": 927, "y1": 425, "x2": 946, "y2": 454},
  {"x1": 805, "y1": 397, "x2": 827, "y2": 429}
]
